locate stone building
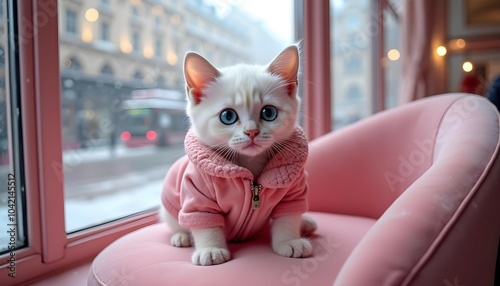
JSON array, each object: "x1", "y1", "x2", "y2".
[{"x1": 58, "y1": 0, "x2": 277, "y2": 147}]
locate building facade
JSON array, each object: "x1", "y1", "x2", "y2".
[{"x1": 58, "y1": 0, "x2": 280, "y2": 148}]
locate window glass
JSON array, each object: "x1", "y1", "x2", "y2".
[
  {"x1": 59, "y1": 0, "x2": 295, "y2": 233},
  {"x1": 65, "y1": 9, "x2": 78, "y2": 35},
  {"x1": 100, "y1": 21, "x2": 110, "y2": 42},
  {"x1": 331, "y1": 0, "x2": 375, "y2": 129},
  {"x1": 384, "y1": 0, "x2": 402, "y2": 108},
  {"x1": 1, "y1": 0, "x2": 27, "y2": 253},
  {"x1": 155, "y1": 38, "x2": 163, "y2": 58}
]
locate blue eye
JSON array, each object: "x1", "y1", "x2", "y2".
[
  {"x1": 219, "y1": 109, "x2": 238, "y2": 125},
  {"x1": 261, "y1": 105, "x2": 278, "y2": 121}
]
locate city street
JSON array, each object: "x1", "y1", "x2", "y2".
[
  {"x1": 62, "y1": 144, "x2": 185, "y2": 199},
  {"x1": 63, "y1": 143, "x2": 186, "y2": 232},
  {"x1": 0, "y1": 143, "x2": 187, "y2": 237}
]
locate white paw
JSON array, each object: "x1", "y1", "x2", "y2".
[
  {"x1": 192, "y1": 247, "x2": 231, "y2": 266},
  {"x1": 171, "y1": 231, "x2": 193, "y2": 247},
  {"x1": 300, "y1": 216, "x2": 317, "y2": 234},
  {"x1": 273, "y1": 238, "x2": 313, "y2": 258}
]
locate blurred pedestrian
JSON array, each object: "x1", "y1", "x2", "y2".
[
  {"x1": 109, "y1": 125, "x2": 117, "y2": 157},
  {"x1": 459, "y1": 73, "x2": 486, "y2": 95}
]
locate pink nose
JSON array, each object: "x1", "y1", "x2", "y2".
[{"x1": 244, "y1": 129, "x2": 260, "y2": 139}]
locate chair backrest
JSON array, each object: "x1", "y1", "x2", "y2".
[{"x1": 306, "y1": 94, "x2": 499, "y2": 219}]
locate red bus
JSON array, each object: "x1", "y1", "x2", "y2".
[{"x1": 120, "y1": 89, "x2": 189, "y2": 147}]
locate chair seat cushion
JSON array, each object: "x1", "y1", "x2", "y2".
[{"x1": 88, "y1": 212, "x2": 376, "y2": 286}]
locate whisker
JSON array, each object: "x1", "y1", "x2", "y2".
[{"x1": 263, "y1": 81, "x2": 289, "y2": 97}]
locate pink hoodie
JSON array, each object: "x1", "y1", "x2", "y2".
[{"x1": 162, "y1": 127, "x2": 309, "y2": 242}]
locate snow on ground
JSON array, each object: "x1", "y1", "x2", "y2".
[
  {"x1": 65, "y1": 178, "x2": 164, "y2": 233},
  {"x1": 64, "y1": 167, "x2": 168, "y2": 199}
]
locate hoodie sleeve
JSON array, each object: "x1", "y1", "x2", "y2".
[
  {"x1": 271, "y1": 169, "x2": 309, "y2": 218},
  {"x1": 177, "y1": 165, "x2": 225, "y2": 229}
]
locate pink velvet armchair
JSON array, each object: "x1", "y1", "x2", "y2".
[{"x1": 88, "y1": 93, "x2": 500, "y2": 286}]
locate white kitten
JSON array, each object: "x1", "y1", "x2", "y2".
[{"x1": 161, "y1": 45, "x2": 317, "y2": 266}]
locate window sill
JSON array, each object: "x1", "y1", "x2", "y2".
[{"x1": 30, "y1": 260, "x2": 92, "y2": 286}]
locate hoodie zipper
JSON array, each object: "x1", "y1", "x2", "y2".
[
  {"x1": 250, "y1": 181, "x2": 262, "y2": 209},
  {"x1": 234, "y1": 180, "x2": 262, "y2": 240}
]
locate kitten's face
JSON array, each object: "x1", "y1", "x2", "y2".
[{"x1": 184, "y1": 46, "x2": 300, "y2": 157}]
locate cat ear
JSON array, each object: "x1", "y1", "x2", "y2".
[
  {"x1": 267, "y1": 45, "x2": 299, "y2": 96},
  {"x1": 184, "y1": 52, "x2": 221, "y2": 104}
]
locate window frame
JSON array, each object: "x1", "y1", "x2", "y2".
[
  {"x1": 0, "y1": 0, "x2": 396, "y2": 283},
  {"x1": 0, "y1": 1, "x2": 159, "y2": 283},
  {"x1": 2, "y1": 0, "x2": 27, "y2": 255}
]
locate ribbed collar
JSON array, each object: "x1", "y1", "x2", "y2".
[{"x1": 184, "y1": 126, "x2": 308, "y2": 188}]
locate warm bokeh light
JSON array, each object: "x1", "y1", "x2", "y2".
[
  {"x1": 387, "y1": 49, "x2": 400, "y2": 61},
  {"x1": 144, "y1": 45, "x2": 154, "y2": 58},
  {"x1": 436, "y1": 46, "x2": 447, "y2": 56},
  {"x1": 463, "y1": 61, "x2": 473, "y2": 72},
  {"x1": 152, "y1": 5, "x2": 163, "y2": 15},
  {"x1": 81, "y1": 23, "x2": 93, "y2": 42},
  {"x1": 85, "y1": 8, "x2": 99, "y2": 22},
  {"x1": 120, "y1": 35, "x2": 133, "y2": 53},
  {"x1": 170, "y1": 14, "x2": 182, "y2": 25},
  {"x1": 456, "y1": 39, "x2": 466, "y2": 49},
  {"x1": 167, "y1": 51, "x2": 178, "y2": 65}
]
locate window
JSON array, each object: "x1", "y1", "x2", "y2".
[
  {"x1": 383, "y1": 1, "x2": 402, "y2": 108},
  {"x1": 0, "y1": 48, "x2": 6, "y2": 171},
  {"x1": 100, "y1": 21, "x2": 110, "y2": 42},
  {"x1": 330, "y1": 0, "x2": 403, "y2": 129},
  {"x1": 131, "y1": 5, "x2": 139, "y2": 19},
  {"x1": 65, "y1": 9, "x2": 77, "y2": 35},
  {"x1": 100, "y1": 64, "x2": 114, "y2": 76},
  {"x1": 59, "y1": 0, "x2": 296, "y2": 234},
  {"x1": 131, "y1": 31, "x2": 140, "y2": 52},
  {"x1": 331, "y1": 0, "x2": 374, "y2": 129},
  {"x1": 154, "y1": 16, "x2": 162, "y2": 29},
  {"x1": 155, "y1": 38, "x2": 163, "y2": 58},
  {"x1": 101, "y1": 0, "x2": 110, "y2": 7},
  {"x1": 0, "y1": 0, "x2": 27, "y2": 256},
  {"x1": 132, "y1": 69, "x2": 143, "y2": 81}
]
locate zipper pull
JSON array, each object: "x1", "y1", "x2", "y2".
[{"x1": 250, "y1": 182, "x2": 262, "y2": 209}]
